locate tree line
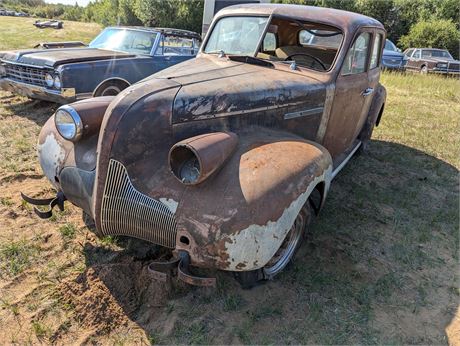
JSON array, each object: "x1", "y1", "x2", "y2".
[{"x1": 1, "y1": 0, "x2": 458, "y2": 57}]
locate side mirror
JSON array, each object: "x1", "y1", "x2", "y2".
[{"x1": 397, "y1": 48, "x2": 401, "y2": 52}]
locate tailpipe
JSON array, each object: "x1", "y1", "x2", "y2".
[{"x1": 169, "y1": 132, "x2": 238, "y2": 185}]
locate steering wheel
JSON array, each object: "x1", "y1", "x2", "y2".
[
  {"x1": 284, "y1": 53, "x2": 327, "y2": 71},
  {"x1": 135, "y1": 43, "x2": 149, "y2": 50}
]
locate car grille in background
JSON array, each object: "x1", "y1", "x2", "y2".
[
  {"x1": 4, "y1": 63, "x2": 46, "y2": 86},
  {"x1": 101, "y1": 159, "x2": 177, "y2": 248},
  {"x1": 448, "y1": 62, "x2": 460, "y2": 71},
  {"x1": 383, "y1": 57, "x2": 402, "y2": 66}
]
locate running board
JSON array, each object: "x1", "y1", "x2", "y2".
[{"x1": 331, "y1": 141, "x2": 362, "y2": 180}]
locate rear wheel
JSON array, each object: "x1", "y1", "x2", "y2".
[{"x1": 234, "y1": 203, "x2": 312, "y2": 288}]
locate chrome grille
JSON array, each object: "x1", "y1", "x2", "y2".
[
  {"x1": 448, "y1": 62, "x2": 460, "y2": 71},
  {"x1": 101, "y1": 159, "x2": 177, "y2": 248},
  {"x1": 4, "y1": 63, "x2": 46, "y2": 86}
]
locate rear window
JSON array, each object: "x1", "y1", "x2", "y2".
[{"x1": 299, "y1": 29, "x2": 343, "y2": 50}]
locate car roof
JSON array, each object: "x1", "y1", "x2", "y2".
[
  {"x1": 106, "y1": 26, "x2": 201, "y2": 40},
  {"x1": 215, "y1": 3, "x2": 384, "y2": 33}
]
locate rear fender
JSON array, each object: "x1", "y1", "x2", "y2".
[{"x1": 175, "y1": 128, "x2": 333, "y2": 271}]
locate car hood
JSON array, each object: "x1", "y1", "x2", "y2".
[
  {"x1": 0, "y1": 48, "x2": 135, "y2": 68},
  {"x1": 152, "y1": 55, "x2": 326, "y2": 124},
  {"x1": 382, "y1": 50, "x2": 404, "y2": 58}
]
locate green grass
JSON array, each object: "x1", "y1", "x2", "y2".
[
  {"x1": 0, "y1": 240, "x2": 39, "y2": 277},
  {"x1": 0, "y1": 16, "x2": 101, "y2": 50}
]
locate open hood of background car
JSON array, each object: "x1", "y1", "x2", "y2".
[{"x1": 0, "y1": 48, "x2": 135, "y2": 68}]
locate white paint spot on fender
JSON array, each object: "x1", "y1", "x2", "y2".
[
  {"x1": 224, "y1": 165, "x2": 332, "y2": 271},
  {"x1": 159, "y1": 198, "x2": 178, "y2": 214},
  {"x1": 38, "y1": 133, "x2": 66, "y2": 187}
]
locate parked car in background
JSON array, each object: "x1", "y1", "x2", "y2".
[
  {"x1": 24, "y1": 4, "x2": 387, "y2": 288},
  {"x1": 33, "y1": 19, "x2": 64, "y2": 29},
  {"x1": 381, "y1": 39, "x2": 407, "y2": 71},
  {"x1": 0, "y1": 27, "x2": 201, "y2": 103},
  {"x1": 404, "y1": 48, "x2": 460, "y2": 75}
]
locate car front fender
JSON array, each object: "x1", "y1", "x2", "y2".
[{"x1": 175, "y1": 128, "x2": 333, "y2": 271}]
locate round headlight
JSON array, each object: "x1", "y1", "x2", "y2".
[
  {"x1": 45, "y1": 73, "x2": 54, "y2": 87},
  {"x1": 54, "y1": 75, "x2": 61, "y2": 89},
  {"x1": 54, "y1": 106, "x2": 83, "y2": 141}
]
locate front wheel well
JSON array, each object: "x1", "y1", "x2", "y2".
[
  {"x1": 93, "y1": 78, "x2": 130, "y2": 97},
  {"x1": 309, "y1": 181, "x2": 326, "y2": 216}
]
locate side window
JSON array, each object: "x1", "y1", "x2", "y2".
[
  {"x1": 370, "y1": 33, "x2": 382, "y2": 69},
  {"x1": 155, "y1": 35, "x2": 196, "y2": 56},
  {"x1": 405, "y1": 49, "x2": 414, "y2": 58},
  {"x1": 263, "y1": 32, "x2": 276, "y2": 51},
  {"x1": 342, "y1": 32, "x2": 371, "y2": 75},
  {"x1": 413, "y1": 49, "x2": 421, "y2": 59}
]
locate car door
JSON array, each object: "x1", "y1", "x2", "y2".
[
  {"x1": 407, "y1": 49, "x2": 421, "y2": 71},
  {"x1": 322, "y1": 30, "x2": 374, "y2": 159}
]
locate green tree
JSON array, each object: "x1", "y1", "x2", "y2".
[{"x1": 399, "y1": 19, "x2": 460, "y2": 58}]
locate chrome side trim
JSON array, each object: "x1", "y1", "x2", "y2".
[
  {"x1": 101, "y1": 159, "x2": 177, "y2": 248},
  {"x1": 331, "y1": 141, "x2": 361, "y2": 180},
  {"x1": 284, "y1": 106, "x2": 324, "y2": 120}
]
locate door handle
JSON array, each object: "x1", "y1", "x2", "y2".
[{"x1": 362, "y1": 87, "x2": 374, "y2": 96}]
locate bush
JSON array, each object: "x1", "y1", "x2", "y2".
[{"x1": 399, "y1": 19, "x2": 460, "y2": 59}]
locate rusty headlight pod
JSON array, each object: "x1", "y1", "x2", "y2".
[
  {"x1": 0, "y1": 63, "x2": 6, "y2": 77},
  {"x1": 54, "y1": 105, "x2": 83, "y2": 142}
]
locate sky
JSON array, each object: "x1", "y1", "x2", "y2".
[{"x1": 44, "y1": 0, "x2": 91, "y2": 6}]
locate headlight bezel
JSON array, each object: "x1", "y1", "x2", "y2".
[
  {"x1": 436, "y1": 62, "x2": 448, "y2": 69},
  {"x1": 0, "y1": 63, "x2": 6, "y2": 77},
  {"x1": 54, "y1": 105, "x2": 83, "y2": 142}
]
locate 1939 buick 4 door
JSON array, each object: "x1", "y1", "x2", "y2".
[{"x1": 23, "y1": 4, "x2": 387, "y2": 287}]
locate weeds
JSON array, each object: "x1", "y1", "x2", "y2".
[{"x1": 0, "y1": 240, "x2": 39, "y2": 277}]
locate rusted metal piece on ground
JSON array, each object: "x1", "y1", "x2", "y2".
[
  {"x1": 31, "y1": 3, "x2": 387, "y2": 286},
  {"x1": 177, "y1": 252, "x2": 216, "y2": 287},
  {"x1": 21, "y1": 191, "x2": 66, "y2": 219},
  {"x1": 148, "y1": 257, "x2": 180, "y2": 282}
]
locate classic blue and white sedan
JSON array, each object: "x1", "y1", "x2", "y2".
[{"x1": 0, "y1": 27, "x2": 201, "y2": 103}]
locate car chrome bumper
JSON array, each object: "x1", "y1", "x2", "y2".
[
  {"x1": 0, "y1": 77, "x2": 76, "y2": 103},
  {"x1": 431, "y1": 69, "x2": 460, "y2": 75}
]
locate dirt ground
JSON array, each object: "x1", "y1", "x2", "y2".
[{"x1": 0, "y1": 72, "x2": 459, "y2": 345}]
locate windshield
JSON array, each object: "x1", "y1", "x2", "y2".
[
  {"x1": 204, "y1": 16, "x2": 269, "y2": 55},
  {"x1": 384, "y1": 39, "x2": 398, "y2": 52},
  {"x1": 422, "y1": 49, "x2": 453, "y2": 59},
  {"x1": 89, "y1": 28, "x2": 158, "y2": 55}
]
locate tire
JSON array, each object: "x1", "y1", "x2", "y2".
[
  {"x1": 420, "y1": 65, "x2": 428, "y2": 75},
  {"x1": 233, "y1": 203, "x2": 313, "y2": 288},
  {"x1": 93, "y1": 80, "x2": 128, "y2": 97}
]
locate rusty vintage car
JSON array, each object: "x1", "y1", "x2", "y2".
[{"x1": 22, "y1": 4, "x2": 387, "y2": 287}]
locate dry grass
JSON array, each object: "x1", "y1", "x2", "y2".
[
  {"x1": 0, "y1": 20, "x2": 458, "y2": 343},
  {"x1": 0, "y1": 16, "x2": 101, "y2": 50}
]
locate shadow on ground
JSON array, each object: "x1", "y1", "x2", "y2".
[
  {"x1": 3, "y1": 94, "x2": 56, "y2": 126},
  {"x1": 63, "y1": 139, "x2": 458, "y2": 344}
]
